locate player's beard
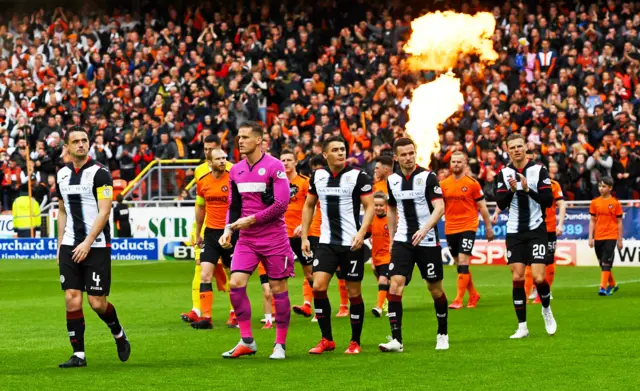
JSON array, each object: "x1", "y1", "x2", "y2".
[{"x1": 451, "y1": 166, "x2": 463, "y2": 175}]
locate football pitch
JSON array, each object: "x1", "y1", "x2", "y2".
[{"x1": 1, "y1": 260, "x2": 639, "y2": 391}]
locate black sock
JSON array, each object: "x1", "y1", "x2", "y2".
[
  {"x1": 535, "y1": 281, "x2": 551, "y2": 309},
  {"x1": 97, "y1": 303, "x2": 124, "y2": 337},
  {"x1": 388, "y1": 294, "x2": 403, "y2": 343},
  {"x1": 66, "y1": 310, "x2": 85, "y2": 354},
  {"x1": 200, "y1": 282, "x2": 213, "y2": 292},
  {"x1": 457, "y1": 265, "x2": 469, "y2": 274},
  {"x1": 313, "y1": 290, "x2": 333, "y2": 341},
  {"x1": 349, "y1": 295, "x2": 365, "y2": 344},
  {"x1": 434, "y1": 293, "x2": 448, "y2": 335},
  {"x1": 513, "y1": 281, "x2": 526, "y2": 323},
  {"x1": 378, "y1": 283, "x2": 390, "y2": 292}
]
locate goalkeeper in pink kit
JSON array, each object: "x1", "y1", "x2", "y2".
[{"x1": 219, "y1": 121, "x2": 294, "y2": 360}]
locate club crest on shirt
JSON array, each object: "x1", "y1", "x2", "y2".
[
  {"x1": 462, "y1": 186, "x2": 468, "y2": 192},
  {"x1": 289, "y1": 184, "x2": 299, "y2": 200},
  {"x1": 417, "y1": 178, "x2": 424, "y2": 186},
  {"x1": 258, "y1": 168, "x2": 266, "y2": 176},
  {"x1": 222, "y1": 185, "x2": 228, "y2": 193},
  {"x1": 609, "y1": 204, "x2": 613, "y2": 209},
  {"x1": 384, "y1": 224, "x2": 388, "y2": 231}
]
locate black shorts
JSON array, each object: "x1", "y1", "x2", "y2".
[
  {"x1": 506, "y1": 224, "x2": 548, "y2": 265},
  {"x1": 446, "y1": 231, "x2": 476, "y2": 258},
  {"x1": 547, "y1": 231, "x2": 557, "y2": 264},
  {"x1": 313, "y1": 243, "x2": 365, "y2": 282},
  {"x1": 595, "y1": 240, "x2": 617, "y2": 265},
  {"x1": 290, "y1": 237, "x2": 312, "y2": 266},
  {"x1": 389, "y1": 242, "x2": 443, "y2": 284},
  {"x1": 201, "y1": 228, "x2": 233, "y2": 267},
  {"x1": 59, "y1": 245, "x2": 111, "y2": 296},
  {"x1": 374, "y1": 263, "x2": 390, "y2": 279}
]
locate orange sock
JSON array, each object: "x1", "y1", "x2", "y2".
[
  {"x1": 338, "y1": 279, "x2": 348, "y2": 306},
  {"x1": 524, "y1": 266, "x2": 534, "y2": 298},
  {"x1": 302, "y1": 279, "x2": 313, "y2": 305},
  {"x1": 608, "y1": 271, "x2": 616, "y2": 287},
  {"x1": 455, "y1": 273, "x2": 469, "y2": 301},
  {"x1": 545, "y1": 263, "x2": 556, "y2": 288},
  {"x1": 467, "y1": 271, "x2": 478, "y2": 297},
  {"x1": 601, "y1": 271, "x2": 611, "y2": 289},
  {"x1": 376, "y1": 289, "x2": 387, "y2": 309},
  {"x1": 200, "y1": 286, "x2": 213, "y2": 318}
]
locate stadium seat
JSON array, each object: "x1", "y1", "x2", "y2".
[{"x1": 113, "y1": 179, "x2": 128, "y2": 199}]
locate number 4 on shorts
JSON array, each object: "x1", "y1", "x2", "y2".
[{"x1": 93, "y1": 272, "x2": 101, "y2": 286}]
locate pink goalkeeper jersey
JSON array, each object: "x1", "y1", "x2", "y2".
[{"x1": 227, "y1": 153, "x2": 290, "y2": 240}]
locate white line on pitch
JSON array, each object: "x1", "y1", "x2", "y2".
[{"x1": 584, "y1": 279, "x2": 640, "y2": 287}]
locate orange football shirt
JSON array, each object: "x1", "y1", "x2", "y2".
[
  {"x1": 309, "y1": 203, "x2": 322, "y2": 238},
  {"x1": 196, "y1": 170, "x2": 230, "y2": 230},
  {"x1": 590, "y1": 196, "x2": 623, "y2": 240},
  {"x1": 373, "y1": 179, "x2": 388, "y2": 194},
  {"x1": 545, "y1": 180, "x2": 564, "y2": 232},
  {"x1": 441, "y1": 175, "x2": 484, "y2": 235},
  {"x1": 284, "y1": 174, "x2": 309, "y2": 237},
  {"x1": 369, "y1": 214, "x2": 391, "y2": 266}
]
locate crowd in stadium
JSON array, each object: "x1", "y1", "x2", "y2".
[{"x1": 1, "y1": 0, "x2": 640, "y2": 211}]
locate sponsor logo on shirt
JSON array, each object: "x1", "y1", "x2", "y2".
[
  {"x1": 433, "y1": 186, "x2": 442, "y2": 195},
  {"x1": 237, "y1": 182, "x2": 267, "y2": 193},
  {"x1": 317, "y1": 187, "x2": 352, "y2": 196},
  {"x1": 59, "y1": 184, "x2": 92, "y2": 194},
  {"x1": 543, "y1": 178, "x2": 551, "y2": 185},
  {"x1": 393, "y1": 190, "x2": 426, "y2": 200}
]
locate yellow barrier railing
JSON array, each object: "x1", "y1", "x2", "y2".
[{"x1": 121, "y1": 159, "x2": 202, "y2": 197}]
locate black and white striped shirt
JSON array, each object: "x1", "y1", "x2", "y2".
[
  {"x1": 495, "y1": 161, "x2": 553, "y2": 234},
  {"x1": 387, "y1": 166, "x2": 442, "y2": 247},
  {"x1": 56, "y1": 159, "x2": 113, "y2": 247},
  {"x1": 308, "y1": 165, "x2": 373, "y2": 246}
]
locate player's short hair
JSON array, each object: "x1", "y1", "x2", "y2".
[
  {"x1": 375, "y1": 155, "x2": 393, "y2": 167},
  {"x1": 204, "y1": 135, "x2": 221, "y2": 145},
  {"x1": 506, "y1": 133, "x2": 526, "y2": 145},
  {"x1": 373, "y1": 191, "x2": 387, "y2": 201},
  {"x1": 238, "y1": 121, "x2": 263, "y2": 136},
  {"x1": 450, "y1": 151, "x2": 467, "y2": 161},
  {"x1": 322, "y1": 136, "x2": 348, "y2": 152},
  {"x1": 64, "y1": 126, "x2": 89, "y2": 143},
  {"x1": 279, "y1": 149, "x2": 295, "y2": 159},
  {"x1": 599, "y1": 176, "x2": 614, "y2": 187},
  {"x1": 393, "y1": 137, "x2": 416, "y2": 153},
  {"x1": 310, "y1": 154, "x2": 327, "y2": 168},
  {"x1": 206, "y1": 147, "x2": 224, "y2": 162}
]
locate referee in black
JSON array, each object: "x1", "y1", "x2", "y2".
[{"x1": 56, "y1": 127, "x2": 130, "y2": 368}]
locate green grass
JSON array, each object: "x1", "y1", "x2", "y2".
[{"x1": 1, "y1": 261, "x2": 639, "y2": 391}]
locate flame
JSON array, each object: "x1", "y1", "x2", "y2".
[
  {"x1": 405, "y1": 73, "x2": 463, "y2": 167},
  {"x1": 403, "y1": 11, "x2": 497, "y2": 167}
]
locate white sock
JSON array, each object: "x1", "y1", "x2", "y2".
[
  {"x1": 265, "y1": 314, "x2": 272, "y2": 322},
  {"x1": 193, "y1": 308, "x2": 201, "y2": 317},
  {"x1": 542, "y1": 306, "x2": 552, "y2": 314},
  {"x1": 519, "y1": 322, "x2": 528, "y2": 330},
  {"x1": 74, "y1": 352, "x2": 85, "y2": 359},
  {"x1": 304, "y1": 301, "x2": 311, "y2": 306}
]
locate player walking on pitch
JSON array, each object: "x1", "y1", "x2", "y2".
[
  {"x1": 219, "y1": 121, "x2": 294, "y2": 360},
  {"x1": 191, "y1": 148, "x2": 235, "y2": 329},
  {"x1": 369, "y1": 192, "x2": 391, "y2": 317},
  {"x1": 589, "y1": 177, "x2": 623, "y2": 296},
  {"x1": 378, "y1": 138, "x2": 450, "y2": 353},
  {"x1": 495, "y1": 134, "x2": 557, "y2": 339},
  {"x1": 302, "y1": 136, "x2": 375, "y2": 355},
  {"x1": 441, "y1": 151, "x2": 494, "y2": 309},
  {"x1": 56, "y1": 127, "x2": 130, "y2": 368}
]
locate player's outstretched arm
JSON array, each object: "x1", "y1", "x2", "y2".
[
  {"x1": 353, "y1": 192, "x2": 374, "y2": 251},
  {"x1": 477, "y1": 199, "x2": 494, "y2": 241},
  {"x1": 56, "y1": 199, "x2": 67, "y2": 264},
  {"x1": 556, "y1": 198, "x2": 566, "y2": 236},
  {"x1": 387, "y1": 205, "x2": 398, "y2": 250}
]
